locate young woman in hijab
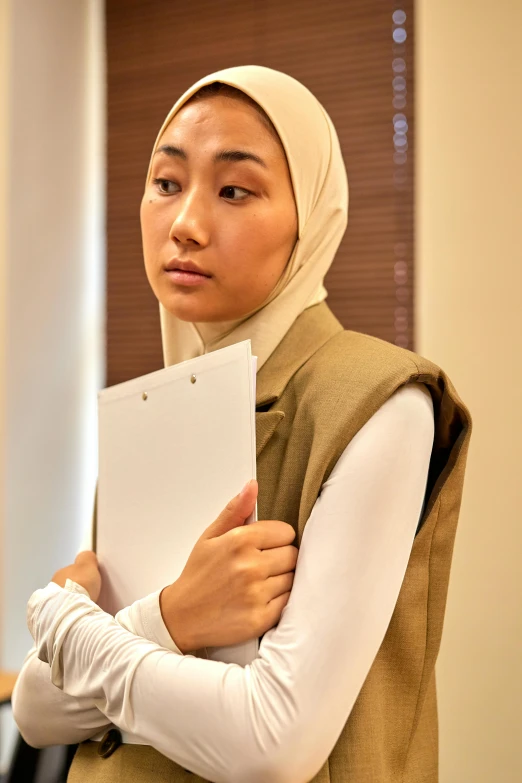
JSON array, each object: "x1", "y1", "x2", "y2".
[{"x1": 13, "y1": 66, "x2": 471, "y2": 783}]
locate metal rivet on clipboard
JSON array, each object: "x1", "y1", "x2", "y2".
[
  {"x1": 190, "y1": 374, "x2": 197, "y2": 384},
  {"x1": 142, "y1": 392, "x2": 148, "y2": 401}
]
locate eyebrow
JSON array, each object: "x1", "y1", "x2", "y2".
[{"x1": 154, "y1": 144, "x2": 267, "y2": 169}]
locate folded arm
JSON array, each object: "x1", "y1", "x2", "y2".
[
  {"x1": 15, "y1": 384, "x2": 434, "y2": 782},
  {"x1": 12, "y1": 585, "x2": 182, "y2": 747}
]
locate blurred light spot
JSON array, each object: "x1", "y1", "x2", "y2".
[
  {"x1": 394, "y1": 174, "x2": 407, "y2": 190},
  {"x1": 394, "y1": 136, "x2": 408, "y2": 150},
  {"x1": 395, "y1": 285, "x2": 409, "y2": 301},
  {"x1": 391, "y1": 15, "x2": 410, "y2": 351},
  {"x1": 393, "y1": 10, "x2": 407, "y2": 25},
  {"x1": 394, "y1": 261, "x2": 408, "y2": 284},
  {"x1": 393, "y1": 95, "x2": 407, "y2": 110}
]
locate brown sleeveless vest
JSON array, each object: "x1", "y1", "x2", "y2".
[{"x1": 70, "y1": 303, "x2": 471, "y2": 782}]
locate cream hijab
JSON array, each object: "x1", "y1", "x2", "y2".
[{"x1": 145, "y1": 65, "x2": 348, "y2": 370}]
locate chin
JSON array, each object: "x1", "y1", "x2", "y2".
[
  {"x1": 160, "y1": 295, "x2": 234, "y2": 323},
  {"x1": 157, "y1": 282, "x2": 261, "y2": 323}
]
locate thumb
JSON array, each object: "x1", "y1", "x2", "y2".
[
  {"x1": 75, "y1": 550, "x2": 98, "y2": 567},
  {"x1": 202, "y1": 480, "x2": 258, "y2": 539}
]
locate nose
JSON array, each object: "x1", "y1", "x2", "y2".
[{"x1": 169, "y1": 189, "x2": 210, "y2": 248}]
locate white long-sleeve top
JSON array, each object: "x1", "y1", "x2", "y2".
[{"x1": 13, "y1": 382, "x2": 434, "y2": 783}]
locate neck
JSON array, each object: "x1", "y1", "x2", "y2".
[{"x1": 195, "y1": 317, "x2": 245, "y2": 352}]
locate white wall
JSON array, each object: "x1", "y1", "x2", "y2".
[
  {"x1": 0, "y1": 0, "x2": 105, "y2": 767},
  {"x1": 416, "y1": 1, "x2": 522, "y2": 780}
]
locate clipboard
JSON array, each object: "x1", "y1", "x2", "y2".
[{"x1": 96, "y1": 340, "x2": 258, "y2": 665}]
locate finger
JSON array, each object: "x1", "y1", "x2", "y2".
[
  {"x1": 246, "y1": 520, "x2": 296, "y2": 550},
  {"x1": 203, "y1": 480, "x2": 258, "y2": 539},
  {"x1": 264, "y1": 572, "x2": 294, "y2": 602},
  {"x1": 75, "y1": 550, "x2": 98, "y2": 567},
  {"x1": 263, "y1": 591, "x2": 291, "y2": 631},
  {"x1": 262, "y1": 544, "x2": 299, "y2": 576}
]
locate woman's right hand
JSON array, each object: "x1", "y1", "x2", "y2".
[{"x1": 160, "y1": 480, "x2": 298, "y2": 653}]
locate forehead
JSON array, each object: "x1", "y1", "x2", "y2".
[{"x1": 158, "y1": 96, "x2": 281, "y2": 155}]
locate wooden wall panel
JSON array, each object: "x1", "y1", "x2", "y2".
[{"x1": 106, "y1": 0, "x2": 414, "y2": 385}]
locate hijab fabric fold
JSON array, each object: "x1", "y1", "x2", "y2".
[{"x1": 145, "y1": 65, "x2": 349, "y2": 370}]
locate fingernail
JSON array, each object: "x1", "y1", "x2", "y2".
[{"x1": 239, "y1": 480, "x2": 252, "y2": 499}]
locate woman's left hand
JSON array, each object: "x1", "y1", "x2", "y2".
[{"x1": 51, "y1": 551, "x2": 102, "y2": 602}]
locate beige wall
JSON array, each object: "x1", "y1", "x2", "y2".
[
  {"x1": 416, "y1": 1, "x2": 522, "y2": 780},
  {"x1": 0, "y1": 0, "x2": 9, "y2": 659}
]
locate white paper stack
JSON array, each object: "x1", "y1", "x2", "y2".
[{"x1": 96, "y1": 340, "x2": 258, "y2": 665}]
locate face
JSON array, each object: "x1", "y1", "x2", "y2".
[{"x1": 140, "y1": 94, "x2": 298, "y2": 323}]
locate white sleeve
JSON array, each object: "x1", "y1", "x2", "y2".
[
  {"x1": 22, "y1": 383, "x2": 434, "y2": 783},
  {"x1": 12, "y1": 580, "x2": 112, "y2": 748},
  {"x1": 11, "y1": 647, "x2": 112, "y2": 748},
  {"x1": 12, "y1": 588, "x2": 182, "y2": 747},
  {"x1": 114, "y1": 590, "x2": 182, "y2": 653}
]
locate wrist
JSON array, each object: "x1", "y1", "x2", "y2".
[{"x1": 159, "y1": 584, "x2": 197, "y2": 654}]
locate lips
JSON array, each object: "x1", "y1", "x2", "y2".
[
  {"x1": 163, "y1": 258, "x2": 212, "y2": 287},
  {"x1": 164, "y1": 259, "x2": 211, "y2": 277}
]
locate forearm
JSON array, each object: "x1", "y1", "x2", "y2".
[
  {"x1": 114, "y1": 589, "x2": 182, "y2": 653},
  {"x1": 12, "y1": 647, "x2": 111, "y2": 748},
  {"x1": 12, "y1": 585, "x2": 179, "y2": 749},
  {"x1": 30, "y1": 583, "x2": 266, "y2": 781}
]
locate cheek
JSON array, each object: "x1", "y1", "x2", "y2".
[
  {"x1": 220, "y1": 210, "x2": 294, "y2": 286},
  {"x1": 141, "y1": 200, "x2": 170, "y2": 252}
]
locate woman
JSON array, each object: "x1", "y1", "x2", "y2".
[{"x1": 13, "y1": 66, "x2": 471, "y2": 783}]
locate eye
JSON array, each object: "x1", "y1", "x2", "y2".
[
  {"x1": 220, "y1": 185, "x2": 251, "y2": 201},
  {"x1": 152, "y1": 178, "x2": 180, "y2": 195}
]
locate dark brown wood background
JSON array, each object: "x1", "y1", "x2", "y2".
[{"x1": 106, "y1": 0, "x2": 414, "y2": 386}]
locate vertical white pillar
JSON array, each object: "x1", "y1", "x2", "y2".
[{"x1": 0, "y1": 0, "x2": 105, "y2": 768}]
